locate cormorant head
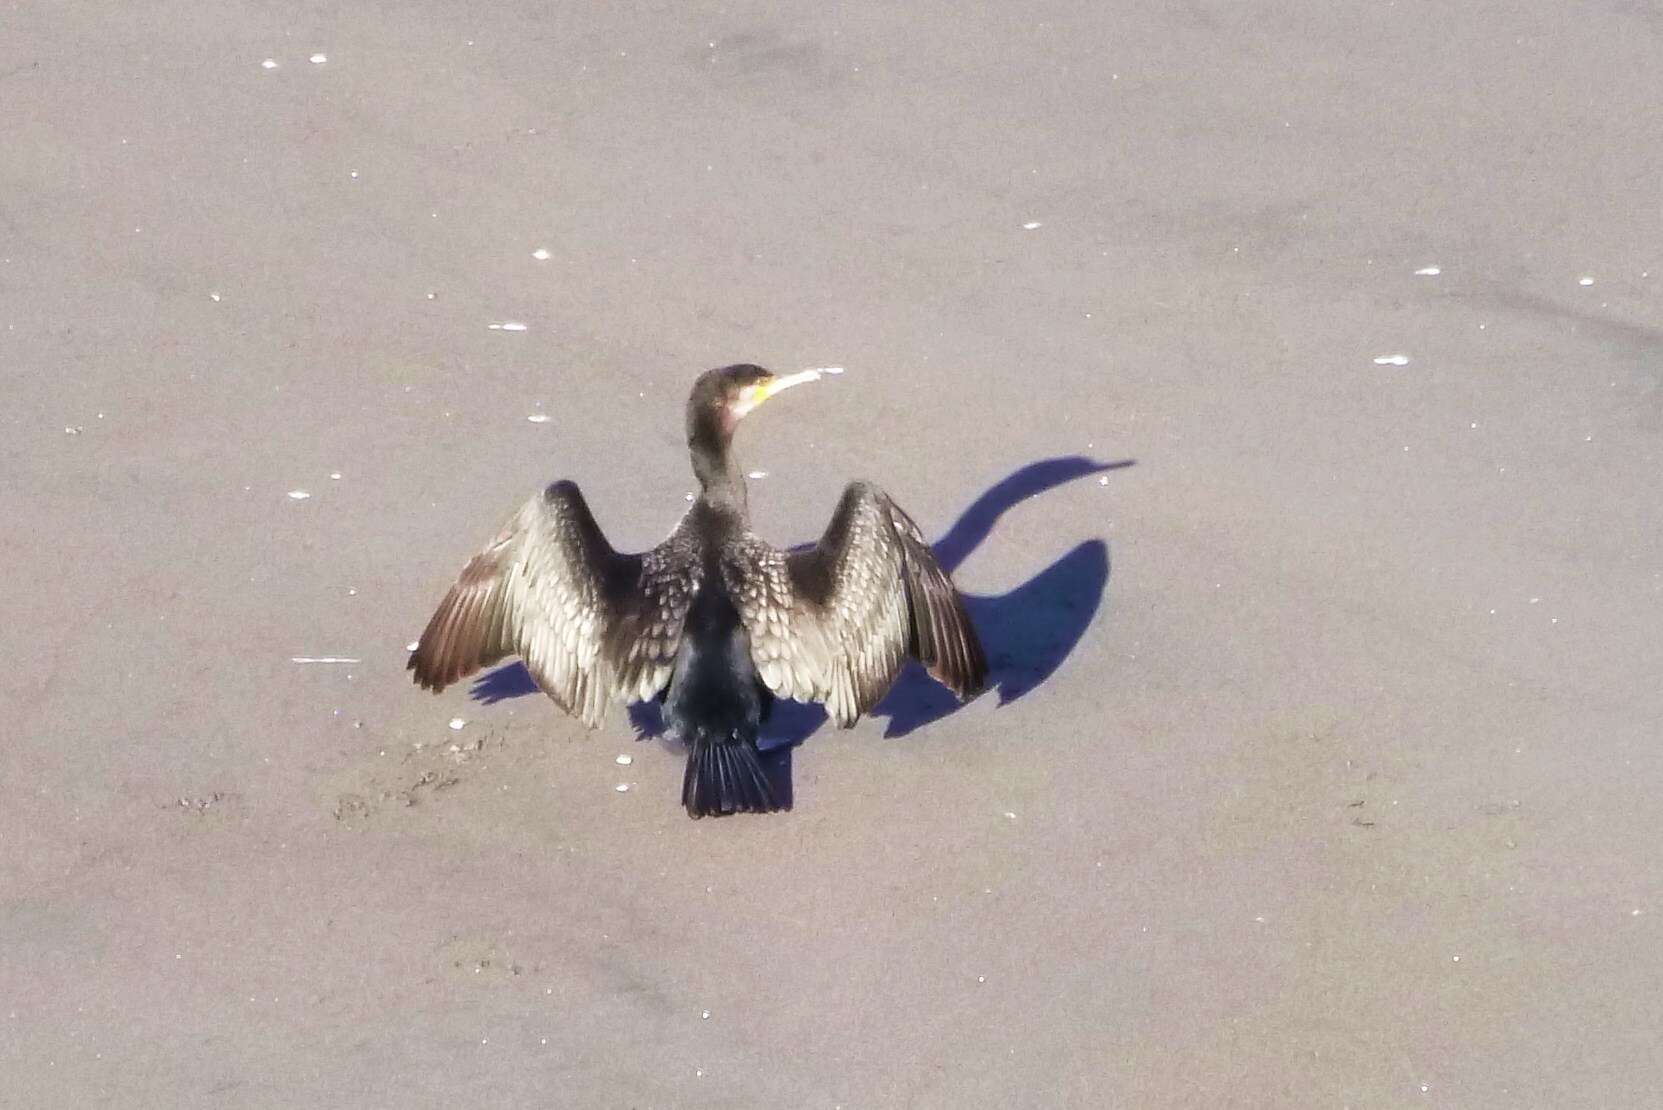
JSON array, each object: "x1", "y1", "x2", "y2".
[
  {"x1": 691, "y1": 363, "x2": 824, "y2": 429},
  {"x1": 686, "y1": 364, "x2": 835, "y2": 499}
]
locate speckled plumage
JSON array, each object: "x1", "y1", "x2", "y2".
[
  {"x1": 409, "y1": 480, "x2": 700, "y2": 729},
  {"x1": 721, "y1": 482, "x2": 985, "y2": 725},
  {"x1": 408, "y1": 365, "x2": 987, "y2": 817}
]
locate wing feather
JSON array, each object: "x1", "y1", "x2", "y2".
[
  {"x1": 409, "y1": 481, "x2": 699, "y2": 727},
  {"x1": 728, "y1": 481, "x2": 987, "y2": 728}
]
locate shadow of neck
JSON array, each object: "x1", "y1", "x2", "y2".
[{"x1": 932, "y1": 455, "x2": 1133, "y2": 572}]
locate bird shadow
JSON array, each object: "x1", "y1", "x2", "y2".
[{"x1": 472, "y1": 455, "x2": 1131, "y2": 759}]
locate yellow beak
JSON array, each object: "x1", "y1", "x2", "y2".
[
  {"x1": 755, "y1": 368, "x2": 825, "y2": 403},
  {"x1": 736, "y1": 367, "x2": 830, "y2": 416}
]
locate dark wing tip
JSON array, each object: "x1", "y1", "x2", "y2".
[
  {"x1": 878, "y1": 497, "x2": 988, "y2": 701},
  {"x1": 952, "y1": 583, "x2": 990, "y2": 696},
  {"x1": 406, "y1": 632, "x2": 452, "y2": 692},
  {"x1": 924, "y1": 590, "x2": 987, "y2": 701},
  {"x1": 407, "y1": 571, "x2": 498, "y2": 693},
  {"x1": 406, "y1": 643, "x2": 449, "y2": 692},
  {"x1": 946, "y1": 608, "x2": 989, "y2": 699}
]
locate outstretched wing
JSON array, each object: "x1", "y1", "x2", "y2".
[
  {"x1": 726, "y1": 480, "x2": 987, "y2": 727},
  {"x1": 408, "y1": 480, "x2": 698, "y2": 727}
]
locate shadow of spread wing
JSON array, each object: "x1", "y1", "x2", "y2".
[
  {"x1": 727, "y1": 480, "x2": 987, "y2": 728},
  {"x1": 408, "y1": 480, "x2": 698, "y2": 727}
]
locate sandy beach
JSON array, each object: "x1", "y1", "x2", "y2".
[{"x1": 4, "y1": 1, "x2": 1661, "y2": 1105}]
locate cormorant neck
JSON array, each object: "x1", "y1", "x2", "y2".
[{"x1": 687, "y1": 404, "x2": 747, "y2": 513}]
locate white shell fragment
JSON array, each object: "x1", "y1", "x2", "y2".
[
  {"x1": 448, "y1": 717, "x2": 466, "y2": 730},
  {"x1": 615, "y1": 754, "x2": 633, "y2": 766},
  {"x1": 291, "y1": 656, "x2": 361, "y2": 664},
  {"x1": 614, "y1": 783, "x2": 630, "y2": 792},
  {"x1": 1578, "y1": 276, "x2": 1595, "y2": 286},
  {"x1": 747, "y1": 470, "x2": 768, "y2": 479},
  {"x1": 526, "y1": 413, "x2": 551, "y2": 424},
  {"x1": 309, "y1": 53, "x2": 327, "y2": 64},
  {"x1": 488, "y1": 321, "x2": 528, "y2": 332},
  {"x1": 531, "y1": 248, "x2": 551, "y2": 261},
  {"x1": 1373, "y1": 354, "x2": 1410, "y2": 366},
  {"x1": 287, "y1": 489, "x2": 311, "y2": 500},
  {"x1": 261, "y1": 58, "x2": 278, "y2": 70},
  {"x1": 1414, "y1": 266, "x2": 1441, "y2": 276},
  {"x1": 1022, "y1": 221, "x2": 1042, "y2": 230},
  {"x1": 406, "y1": 640, "x2": 420, "y2": 651}
]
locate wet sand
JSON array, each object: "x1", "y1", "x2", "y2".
[{"x1": 4, "y1": 1, "x2": 1661, "y2": 1105}]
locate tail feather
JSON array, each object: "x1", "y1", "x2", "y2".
[{"x1": 682, "y1": 733, "x2": 784, "y2": 818}]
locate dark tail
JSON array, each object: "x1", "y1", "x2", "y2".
[{"x1": 682, "y1": 732, "x2": 785, "y2": 819}]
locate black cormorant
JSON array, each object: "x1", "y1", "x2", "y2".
[{"x1": 408, "y1": 365, "x2": 987, "y2": 817}]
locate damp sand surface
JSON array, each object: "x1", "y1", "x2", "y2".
[{"x1": 4, "y1": 3, "x2": 1662, "y2": 1106}]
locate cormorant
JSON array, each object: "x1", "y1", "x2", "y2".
[{"x1": 408, "y1": 365, "x2": 987, "y2": 817}]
